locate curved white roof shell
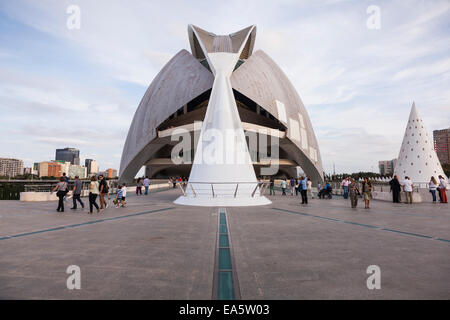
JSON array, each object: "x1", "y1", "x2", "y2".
[{"x1": 119, "y1": 25, "x2": 324, "y2": 187}]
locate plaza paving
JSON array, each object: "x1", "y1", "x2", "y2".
[{"x1": 0, "y1": 188, "x2": 449, "y2": 299}]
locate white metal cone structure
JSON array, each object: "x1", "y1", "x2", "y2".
[
  {"x1": 175, "y1": 26, "x2": 271, "y2": 207},
  {"x1": 394, "y1": 102, "x2": 447, "y2": 183}
]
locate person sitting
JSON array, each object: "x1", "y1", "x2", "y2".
[
  {"x1": 318, "y1": 182, "x2": 332, "y2": 199},
  {"x1": 324, "y1": 183, "x2": 333, "y2": 199}
]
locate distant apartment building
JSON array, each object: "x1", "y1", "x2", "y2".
[
  {"x1": 39, "y1": 162, "x2": 62, "y2": 178},
  {"x1": 55, "y1": 148, "x2": 80, "y2": 165},
  {"x1": 85, "y1": 159, "x2": 99, "y2": 176},
  {"x1": 33, "y1": 162, "x2": 40, "y2": 176},
  {"x1": 379, "y1": 159, "x2": 397, "y2": 175},
  {"x1": 0, "y1": 158, "x2": 24, "y2": 177},
  {"x1": 68, "y1": 165, "x2": 87, "y2": 179},
  {"x1": 54, "y1": 160, "x2": 71, "y2": 177},
  {"x1": 433, "y1": 128, "x2": 450, "y2": 165},
  {"x1": 106, "y1": 168, "x2": 118, "y2": 179}
]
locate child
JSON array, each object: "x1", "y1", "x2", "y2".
[
  {"x1": 121, "y1": 183, "x2": 127, "y2": 207},
  {"x1": 115, "y1": 185, "x2": 123, "y2": 208}
]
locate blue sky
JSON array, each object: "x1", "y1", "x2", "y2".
[{"x1": 0, "y1": 0, "x2": 449, "y2": 174}]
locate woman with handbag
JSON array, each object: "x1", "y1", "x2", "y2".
[
  {"x1": 88, "y1": 175, "x2": 101, "y2": 214},
  {"x1": 51, "y1": 177, "x2": 69, "y2": 212}
]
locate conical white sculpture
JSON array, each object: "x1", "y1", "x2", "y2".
[
  {"x1": 394, "y1": 102, "x2": 447, "y2": 183},
  {"x1": 175, "y1": 26, "x2": 271, "y2": 207}
]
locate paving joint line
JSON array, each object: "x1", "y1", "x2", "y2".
[
  {"x1": 272, "y1": 207, "x2": 450, "y2": 244},
  {"x1": 0, "y1": 207, "x2": 175, "y2": 241}
]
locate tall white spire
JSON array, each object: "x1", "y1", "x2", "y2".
[
  {"x1": 175, "y1": 26, "x2": 270, "y2": 206},
  {"x1": 394, "y1": 102, "x2": 447, "y2": 183}
]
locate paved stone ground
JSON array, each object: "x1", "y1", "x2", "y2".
[{"x1": 0, "y1": 189, "x2": 449, "y2": 299}]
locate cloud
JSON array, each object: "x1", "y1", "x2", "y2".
[{"x1": 0, "y1": 0, "x2": 449, "y2": 174}]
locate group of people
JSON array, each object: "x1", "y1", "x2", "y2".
[
  {"x1": 339, "y1": 177, "x2": 373, "y2": 209},
  {"x1": 136, "y1": 176, "x2": 151, "y2": 195},
  {"x1": 169, "y1": 177, "x2": 188, "y2": 189},
  {"x1": 272, "y1": 177, "x2": 313, "y2": 204},
  {"x1": 388, "y1": 175, "x2": 448, "y2": 204},
  {"x1": 51, "y1": 173, "x2": 128, "y2": 213},
  {"x1": 340, "y1": 177, "x2": 373, "y2": 208}
]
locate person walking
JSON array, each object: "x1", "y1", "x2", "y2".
[
  {"x1": 281, "y1": 179, "x2": 287, "y2": 196},
  {"x1": 171, "y1": 177, "x2": 176, "y2": 189},
  {"x1": 121, "y1": 183, "x2": 127, "y2": 207},
  {"x1": 88, "y1": 175, "x2": 100, "y2": 214},
  {"x1": 349, "y1": 178, "x2": 360, "y2": 208},
  {"x1": 136, "y1": 178, "x2": 143, "y2": 195},
  {"x1": 114, "y1": 185, "x2": 124, "y2": 208},
  {"x1": 300, "y1": 176, "x2": 308, "y2": 204},
  {"x1": 51, "y1": 177, "x2": 69, "y2": 212},
  {"x1": 307, "y1": 178, "x2": 313, "y2": 199},
  {"x1": 70, "y1": 175, "x2": 84, "y2": 210},
  {"x1": 98, "y1": 175, "x2": 109, "y2": 209},
  {"x1": 62, "y1": 172, "x2": 69, "y2": 202},
  {"x1": 361, "y1": 177, "x2": 372, "y2": 209},
  {"x1": 402, "y1": 176, "x2": 414, "y2": 204},
  {"x1": 341, "y1": 177, "x2": 350, "y2": 199},
  {"x1": 270, "y1": 178, "x2": 275, "y2": 195},
  {"x1": 429, "y1": 176, "x2": 438, "y2": 203},
  {"x1": 438, "y1": 175, "x2": 448, "y2": 203},
  {"x1": 389, "y1": 175, "x2": 401, "y2": 203},
  {"x1": 144, "y1": 176, "x2": 150, "y2": 195},
  {"x1": 290, "y1": 178, "x2": 296, "y2": 196}
]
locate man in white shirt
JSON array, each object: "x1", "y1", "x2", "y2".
[
  {"x1": 401, "y1": 176, "x2": 414, "y2": 204},
  {"x1": 144, "y1": 176, "x2": 150, "y2": 195}
]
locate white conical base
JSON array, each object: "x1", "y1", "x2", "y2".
[{"x1": 174, "y1": 195, "x2": 271, "y2": 207}]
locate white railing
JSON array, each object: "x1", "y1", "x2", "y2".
[{"x1": 177, "y1": 182, "x2": 268, "y2": 198}]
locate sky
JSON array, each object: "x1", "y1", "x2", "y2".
[{"x1": 0, "y1": 0, "x2": 449, "y2": 175}]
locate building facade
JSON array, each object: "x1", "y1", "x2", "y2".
[
  {"x1": 378, "y1": 159, "x2": 397, "y2": 175},
  {"x1": 55, "y1": 148, "x2": 80, "y2": 165},
  {"x1": 106, "y1": 168, "x2": 118, "y2": 179},
  {"x1": 433, "y1": 128, "x2": 450, "y2": 165},
  {"x1": 33, "y1": 162, "x2": 40, "y2": 176},
  {"x1": 0, "y1": 158, "x2": 24, "y2": 177},
  {"x1": 55, "y1": 160, "x2": 70, "y2": 177},
  {"x1": 39, "y1": 162, "x2": 62, "y2": 178},
  {"x1": 85, "y1": 159, "x2": 99, "y2": 176},
  {"x1": 119, "y1": 24, "x2": 324, "y2": 190},
  {"x1": 68, "y1": 165, "x2": 87, "y2": 179}
]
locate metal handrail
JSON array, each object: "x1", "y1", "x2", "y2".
[
  {"x1": 189, "y1": 184, "x2": 197, "y2": 197},
  {"x1": 179, "y1": 181, "x2": 268, "y2": 198}
]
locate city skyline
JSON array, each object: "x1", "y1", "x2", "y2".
[
  {"x1": 0, "y1": 149, "x2": 117, "y2": 178},
  {"x1": 1, "y1": 0, "x2": 450, "y2": 174}
]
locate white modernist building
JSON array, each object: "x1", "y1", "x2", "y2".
[
  {"x1": 394, "y1": 102, "x2": 447, "y2": 184},
  {"x1": 119, "y1": 25, "x2": 324, "y2": 206}
]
